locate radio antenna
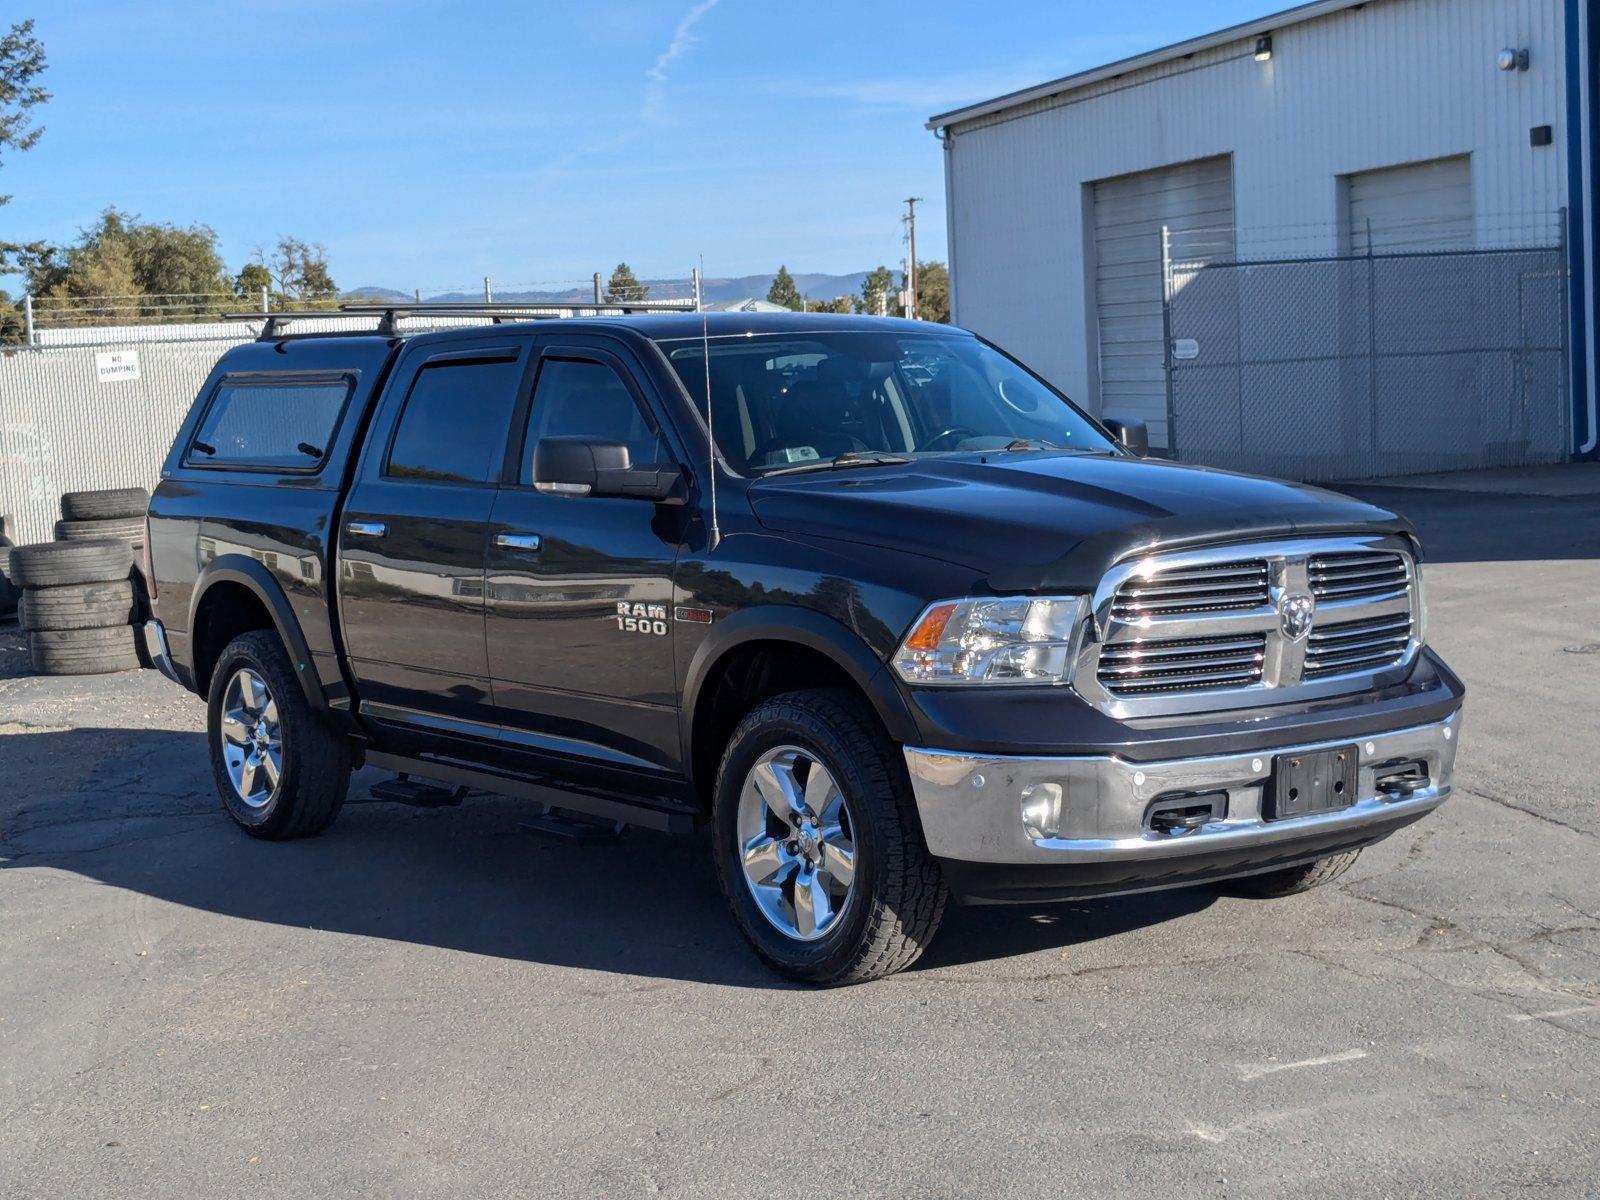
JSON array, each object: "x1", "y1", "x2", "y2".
[{"x1": 700, "y1": 257, "x2": 721, "y2": 550}]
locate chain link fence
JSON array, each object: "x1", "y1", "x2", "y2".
[{"x1": 1164, "y1": 241, "x2": 1570, "y2": 481}]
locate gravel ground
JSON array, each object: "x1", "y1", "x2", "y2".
[{"x1": 1, "y1": 468, "x2": 1597, "y2": 1198}]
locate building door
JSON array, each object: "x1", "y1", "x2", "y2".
[
  {"x1": 1091, "y1": 155, "x2": 1234, "y2": 454},
  {"x1": 1343, "y1": 155, "x2": 1472, "y2": 254}
]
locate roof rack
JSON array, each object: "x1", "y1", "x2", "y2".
[{"x1": 222, "y1": 299, "x2": 699, "y2": 342}]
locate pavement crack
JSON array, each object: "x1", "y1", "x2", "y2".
[{"x1": 1459, "y1": 787, "x2": 1598, "y2": 842}]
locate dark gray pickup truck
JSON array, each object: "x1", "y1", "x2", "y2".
[{"x1": 142, "y1": 309, "x2": 1463, "y2": 984}]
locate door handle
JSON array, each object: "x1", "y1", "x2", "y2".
[
  {"x1": 495, "y1": 532, "x2": 543, "y2": 552},
  {"x1": 345, "y1": 520, "x2": 387, "y2": 538}
]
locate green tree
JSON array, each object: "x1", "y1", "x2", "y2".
[
  {"x1": 0, "y1": 19, "x2": 49, "y2": 274},
  {"x1": 905, "y1": 260, "x2": 950, "y2": 323},
  {"x1": 766, "y1": 265, "x2": 801, "y2": 311},
  {"x1": 26, "y1": 208, "x2": 228, "y2": 318},
  {"x1": 234, "y1": 261, "x2": 273, "y2": 300},
  {"x1": 604, "y1": 262, "x2": 647, "y2": 303},
  {"x1": 806, "y1": 295, "x2": 853, "y2": 314},
  {"x1": 855, "y1": 265, "x2": 895, "y2": 316},
  {"x1": 268, "y1": 236, "x2": 338, "y2": 301}
]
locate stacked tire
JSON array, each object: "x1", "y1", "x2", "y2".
[
  {"x1": 10, "y1": 486, "x2": 149, "y2": 676},
  {"x1": 0, "y1": 523, "x2": 17, "y2": 619},
  {"x1": 55, "y1": 487, "x2": 150, "y2": 556}
]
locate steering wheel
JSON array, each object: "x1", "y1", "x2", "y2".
[{"x1": 914, "y1": 425, "x2": 980, "y2": 452}]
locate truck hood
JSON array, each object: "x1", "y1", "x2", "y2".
[{"x1": 746, "y1": 452, "x2": 1412, "y2": 592}]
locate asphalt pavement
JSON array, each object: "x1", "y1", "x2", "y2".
[{"x1": 1, "y1": 465, "x2": 1596, "y2": 1198}]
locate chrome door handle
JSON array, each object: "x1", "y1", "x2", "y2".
[
  {"x1": 345, "y1": 520, "x2": 387, "y2": 538},
  {"x1": 495, "y1": 532, "x2": 543, "y2": 552}
]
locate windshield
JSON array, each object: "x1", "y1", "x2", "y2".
[{"x1": 658, "y1": 330, "x2": 1115, "y2": 476}]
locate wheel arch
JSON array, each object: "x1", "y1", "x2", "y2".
[
  {"x1": 188, "y1": 555, "x2": 326, "y2": 709},
  {"x1": 681, "y1": 606, "x2": 921, "y2": 808}
]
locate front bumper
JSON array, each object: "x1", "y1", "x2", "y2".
[{"x1": 904, "y1": 708, "x2": 1459, "y2": 899}]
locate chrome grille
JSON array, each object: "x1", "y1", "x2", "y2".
[
  {"x1": 1309, "y1": 551, "x2": 1409, "y2": 603},
  {"x1": 1097, "y1": 632, "x2": 1267, "y2": 696},
  {"x1": 1304, "y1": 613, "x2": 1412, "y2": 678},
  {"x1": 1081, "y1": 535, "x2": 1420, "y2": 718},
  {"x1": 1109, "y1": 559, "x2": 1269, "y2": 620}
]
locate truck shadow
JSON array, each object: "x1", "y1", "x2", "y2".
[{"x1": 0, "y1": 726, "x2": 1212, "y2": 987}]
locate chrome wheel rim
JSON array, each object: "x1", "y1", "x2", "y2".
[
  {"x1": 737, "y1": 745, "x2": 857, "y2": 943},
  {"x1": 218, "y1": 667, "x2": 282, "y2": 809}
]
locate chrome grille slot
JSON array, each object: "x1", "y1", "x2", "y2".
[
  {"x1": 1309, "y1": 551, "x2": 1409, "y2": 603},
  {"x1": 1304, "y1": 613, "x2": 1412, "y2": 678},
  {"x1": 1110, "y1": 559, "x2": 1269, "y2": 620},
  {"x1": 1097, "y1": 632, "x2": 1267, "y2": 696}
]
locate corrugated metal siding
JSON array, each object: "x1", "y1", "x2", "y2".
[
  {"x1": 943, "y1": 0, "x2": 1570, "y2": 411},
  {"x1": 1093, "y1": 157, "x2": 1235, "y2": 447},
  {"x1": 1345, "y1": 155, "x2": 1474, "y2": 252}
]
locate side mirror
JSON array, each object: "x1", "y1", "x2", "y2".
[
  {"x1": 532, "y1": 437, "x2": 684, "y2": 503},
  {"x1": 1100, "y1": 412, "x2": 1149, "y2": 457}
]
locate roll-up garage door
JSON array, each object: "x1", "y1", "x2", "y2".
[
  {"x1": 1092, "y1": 155, "x2": 1234, "y2": 451},
  {"x1": 1344, "y1": 155, "x2": 1472, "y2": 254}
]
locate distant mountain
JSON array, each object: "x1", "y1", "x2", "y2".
[{"x1": 354, "y1": 272, "x2": 872, "y2": 307}]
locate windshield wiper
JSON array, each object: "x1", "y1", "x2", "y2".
[{"x1": 762, "y1": 451, "x2": 912, "y2": 477}]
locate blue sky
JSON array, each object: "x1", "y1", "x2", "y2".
[{"x1": 4, "y1": 0, "x2": 1270, "y2": 293}]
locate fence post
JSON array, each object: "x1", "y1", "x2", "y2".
[
  {"x1": 593, "y1": 273, "x2": 603, "y2": 304},
  {"x1": 1558, "y1": 207, "x2": 1571, "y2": 457},
  {"x1": 260, "y1": 285, "x2": 269, "y2": 313},
  {"x1": 1366, "y1": 217, "x2": 1380, "y2": 472},
  {"x1": 484, "y1": 276, "x2": 493, "y2": 303},
  {"x1": 1160, "y1": 225, "x2": 1177, "y2": 458},
  {"x1": 692, "y1": 267, "x2": 702, "y2": 312},
  {"x1": 22, "y1": 293, "x2": 34, "y2": 345}
]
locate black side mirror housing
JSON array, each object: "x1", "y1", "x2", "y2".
[
  {"x1": 1101, "y1": 412, "x2": 1149, "y2": 457},
  {"x1": 532, "y1": 437, "x2": 684, "y2": 503}
]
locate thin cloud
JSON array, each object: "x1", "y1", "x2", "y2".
[{"x1": 645, "y1": 0, "x2": 721, "y2": 116}]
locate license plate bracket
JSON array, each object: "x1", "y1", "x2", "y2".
[{"x1": 1265, "y1": 745, "x2": 1358, "y2": 821}]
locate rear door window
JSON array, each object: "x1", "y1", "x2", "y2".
[
  {"x1": 386, "y1": 357, "x2": 523, "y2": 484},
  {"x1": 188, "y1": 375, "x2": 353, "y2": 469}
]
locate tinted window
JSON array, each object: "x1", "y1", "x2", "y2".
[
  {"x1": 659, "y1": 331, "x2": 1113, "y2": 475},
  {"x1": 387, "y1": 358, "x2": 522, "y2": 483},
  {"x1": 521, "y1": 358, "x2": 665, "y2": 482},
  {"x1": 190, "y1": 377, "x2": 352, "y2": 469}
]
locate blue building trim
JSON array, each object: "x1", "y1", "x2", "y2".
[{"x1": 1570, "y1": 0, "x2": 1598, "y2": 458}]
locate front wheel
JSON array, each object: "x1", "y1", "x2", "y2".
[
  {"x1": 712, "y1": 689, "x2": 947, "y2": 985},
  {"x1": 207, "y1": 630, "x2": 352, "y2": 839}
]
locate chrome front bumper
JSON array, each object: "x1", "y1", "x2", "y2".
[
  {"x1": 903, "y1": 709, "x2": 1459, "y2": 865},
  {"x1": 141, "y1": 620, "x2": 182, "y2": 685}
]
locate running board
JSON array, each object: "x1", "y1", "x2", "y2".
[{"x1": 362, "y1": 750, "x2": 694, "y2": 835}]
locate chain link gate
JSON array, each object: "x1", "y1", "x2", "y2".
[{"x1": 1162, "y1": 241, "x2": 1570, "y2": 481}]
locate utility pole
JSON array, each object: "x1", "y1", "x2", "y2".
[{"x1": 903, "y1": 197, "x2": 921, "y2": 320}]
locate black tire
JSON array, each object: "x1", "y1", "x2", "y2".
[
  {"x1": 712, "y1": 688, "x2": 947, "y2": 985},
  {"x1": 0, "y1": 546, "x2": 16, "y2": 617},
  {"x1": 55, "y1": 516, "x2": 146, "y2": 545},
  {"x1": 207, "y1": 630, "x2": 351, "y2": 840},
  {"x1": 59, "y1": 487, "x2": 150, "y2": 521},
  {"x1": 1221, "y1": 848, "x2": 1363, "y2": 898},
  {"x1": 19, "y1": 579, "x2": 137, "y2": 631},
  {"x1": 7, "y1": 539, "x2": 133, "y2": 589},
  {"x1": 27, "y1": 625, "x2": 141, "y2": 675}
]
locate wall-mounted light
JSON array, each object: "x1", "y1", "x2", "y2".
[
  {"x1": 1497, "y1": 47, "x2": 1530, "y2": 71},
  {"x1": 1254, "y1": 35, "x2": 1273, "y2": 61}
]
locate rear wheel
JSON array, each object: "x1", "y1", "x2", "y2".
[
  {"x1": 207, "y1": 630, "x2": 351, "y2": 839},
  {"x1": 1221, "y1": 848, "x2": 1362, "y2": 898},
  {"x1": 712, "y1": 688, "x2": 947, "y2": 985}
]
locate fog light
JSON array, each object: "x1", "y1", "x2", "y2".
[{"x1": 1021, "y1": 782, "x2": 1064, "y2": 841}]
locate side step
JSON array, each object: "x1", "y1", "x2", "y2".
[
  {"x1": 520, "y1": 803, "x2": 625, "y2": 843},
  {"x1": 363, "y1": 750, "x2": 695, "y2": 835},
  {"x1": 368, "y1": 775, "x2": 465, "y2": 808}
]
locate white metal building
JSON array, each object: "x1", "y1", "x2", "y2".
[{"x1": 929, "y1": 0, "x2": 1598, "y2": 468}]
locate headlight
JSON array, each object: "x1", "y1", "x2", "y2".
[{"x1": 891, "y1": 595, "x2": 1090, "y2": 686}]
